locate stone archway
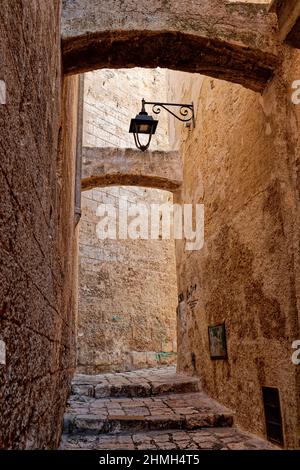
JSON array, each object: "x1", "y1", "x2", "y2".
[{"x1": 62, "y1": 0, "x2": 279, "y2": 92}]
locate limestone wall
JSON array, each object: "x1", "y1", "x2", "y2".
[
  {"x1": 0, "y1": 1, "x2": 78, "y2": 449},
  {"x1": 168, "y1": 47, "x2": 300, "y2": 448},
  {"x1": 78, "y1": 69, "x2": 177, "y2": 373},
  {"x1": 78, "y1": 186, "x2": 177, "y2": 373}
]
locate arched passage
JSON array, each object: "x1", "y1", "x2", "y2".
[
  {"x1": 78, "y1": 184, "x2": 178, "y2": 374},
  {"x1": 81, "y1": 147, "x2": 182, "y2": 192},
  {"x1": 62, "y1": 0, "x2": 279, "y2": 92}
]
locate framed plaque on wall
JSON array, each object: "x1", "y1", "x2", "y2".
[{"x1": 208, "y1": 322, "x2": 228, "y2": 360}]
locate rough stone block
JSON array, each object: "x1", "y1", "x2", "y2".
[{"x1": 131, "y1": 352, "x2": 148, "y2": 369}]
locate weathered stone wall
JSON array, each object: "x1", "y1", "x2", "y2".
[
  {"x1": 78, "y1": 186, "x2": 177, "y2": 373},
  {"x1": 78, "y1": 69, "x2": 177, "y2": 373},
  {"x1": 0, "y1": 1, "x2": 78, "y2": 449},
  {"x1": 168, "y1": 47, "x2": 300, "y2": 448}
]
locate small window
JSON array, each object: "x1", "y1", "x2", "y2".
[{"x1": 262, "y1": 386, "x2": 284, "y2": 446}]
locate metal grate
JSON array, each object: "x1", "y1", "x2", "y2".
[{"x1": 262, "y1": 387, "x2": 284, "y2": 446}]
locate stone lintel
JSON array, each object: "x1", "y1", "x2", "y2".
[
  {"x1": 81, "y1": 147, "x2": 182, "y2": 192},
  {"x1": 62, "y1": 0, "x2": 279, "y2": 92}
]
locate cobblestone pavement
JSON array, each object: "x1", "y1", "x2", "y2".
[{"x1": 61, "y1": 367, "x2": 277, "y2": 450}]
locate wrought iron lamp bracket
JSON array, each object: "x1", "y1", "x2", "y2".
[{"x1": 143, "y1": 99, "x2": 195, "y2": 128}]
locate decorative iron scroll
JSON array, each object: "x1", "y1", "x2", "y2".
[{"x1": 144, "y1": 100, "x2": 195, "y2": 126}]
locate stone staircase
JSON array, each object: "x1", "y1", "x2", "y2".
[
  {"x1": 60, "y1": 366, "x2": 276, "y2": 450},
  {"x1": 71, "y1": 366, "x2": 200, "y2": 399}
]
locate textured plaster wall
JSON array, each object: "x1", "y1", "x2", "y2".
[
  {"x1": 0, "y1": 1, "x2": 78, "y2": 449},
  {"x1": 78, "y1": 69, "x2": 177, "y2": 373},
  {"x1": 168, "y1": 47, "x2": 300, "y2": 448}
]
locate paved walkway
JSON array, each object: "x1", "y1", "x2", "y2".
[{"x1": 60, "y1": 367, "x2": 277, "y2": 450}]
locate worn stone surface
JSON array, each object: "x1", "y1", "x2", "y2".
[
  {"x1": 72, "y1": 366, "x2": 200, "y2": 398},
  {"x1": 83, "y1": 68, "x2": 169, "y2": 150},
  {"x1": 82, "y1": 147, "x2": 182, "y2": 192},
  {"x1": 61, "y1": 428, "x2": 277, "y2": 450},
  {"x1": 0, "y1": 1, "x2": 78, "y2": 449},
  {"x1": 61, "y1": 0, "x2": 279, "y2": 92},
  {"x1": 63, "y1": 372, "x2": 233, "y2": 436},
  {"x1": 60, "y1": 367, "x2": 277, "y2": 450},
  {"x1": 168, "y1": 46, "x2": 300, "y2": 448}
]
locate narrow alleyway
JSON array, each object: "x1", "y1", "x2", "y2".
[{"x1": 60, "y1": 367, "x2": 276, "y2": 450}]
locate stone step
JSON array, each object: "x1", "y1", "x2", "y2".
[
  {"x1": 60, "y1": 368, "x2": 277, "y2": 451},
  {"x1": 60, "y1": 428, "x2": 278, "y2": 451},
  {"x1": 63, "y1": 392, "x2": 234, "y2": 436},
  {"x1": 71, "y1": 366, "x2": 200, "y2": 399},
  {"x1": 72, "y1": 377, "x2": 200, "y2": 399}
]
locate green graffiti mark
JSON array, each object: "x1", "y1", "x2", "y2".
[
  {"x1": 111, "y1": 315, "x2": 122, "y2": 322},
  {"x1": 155, "y1": 352, "x2": 177, "y2": 361}
]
